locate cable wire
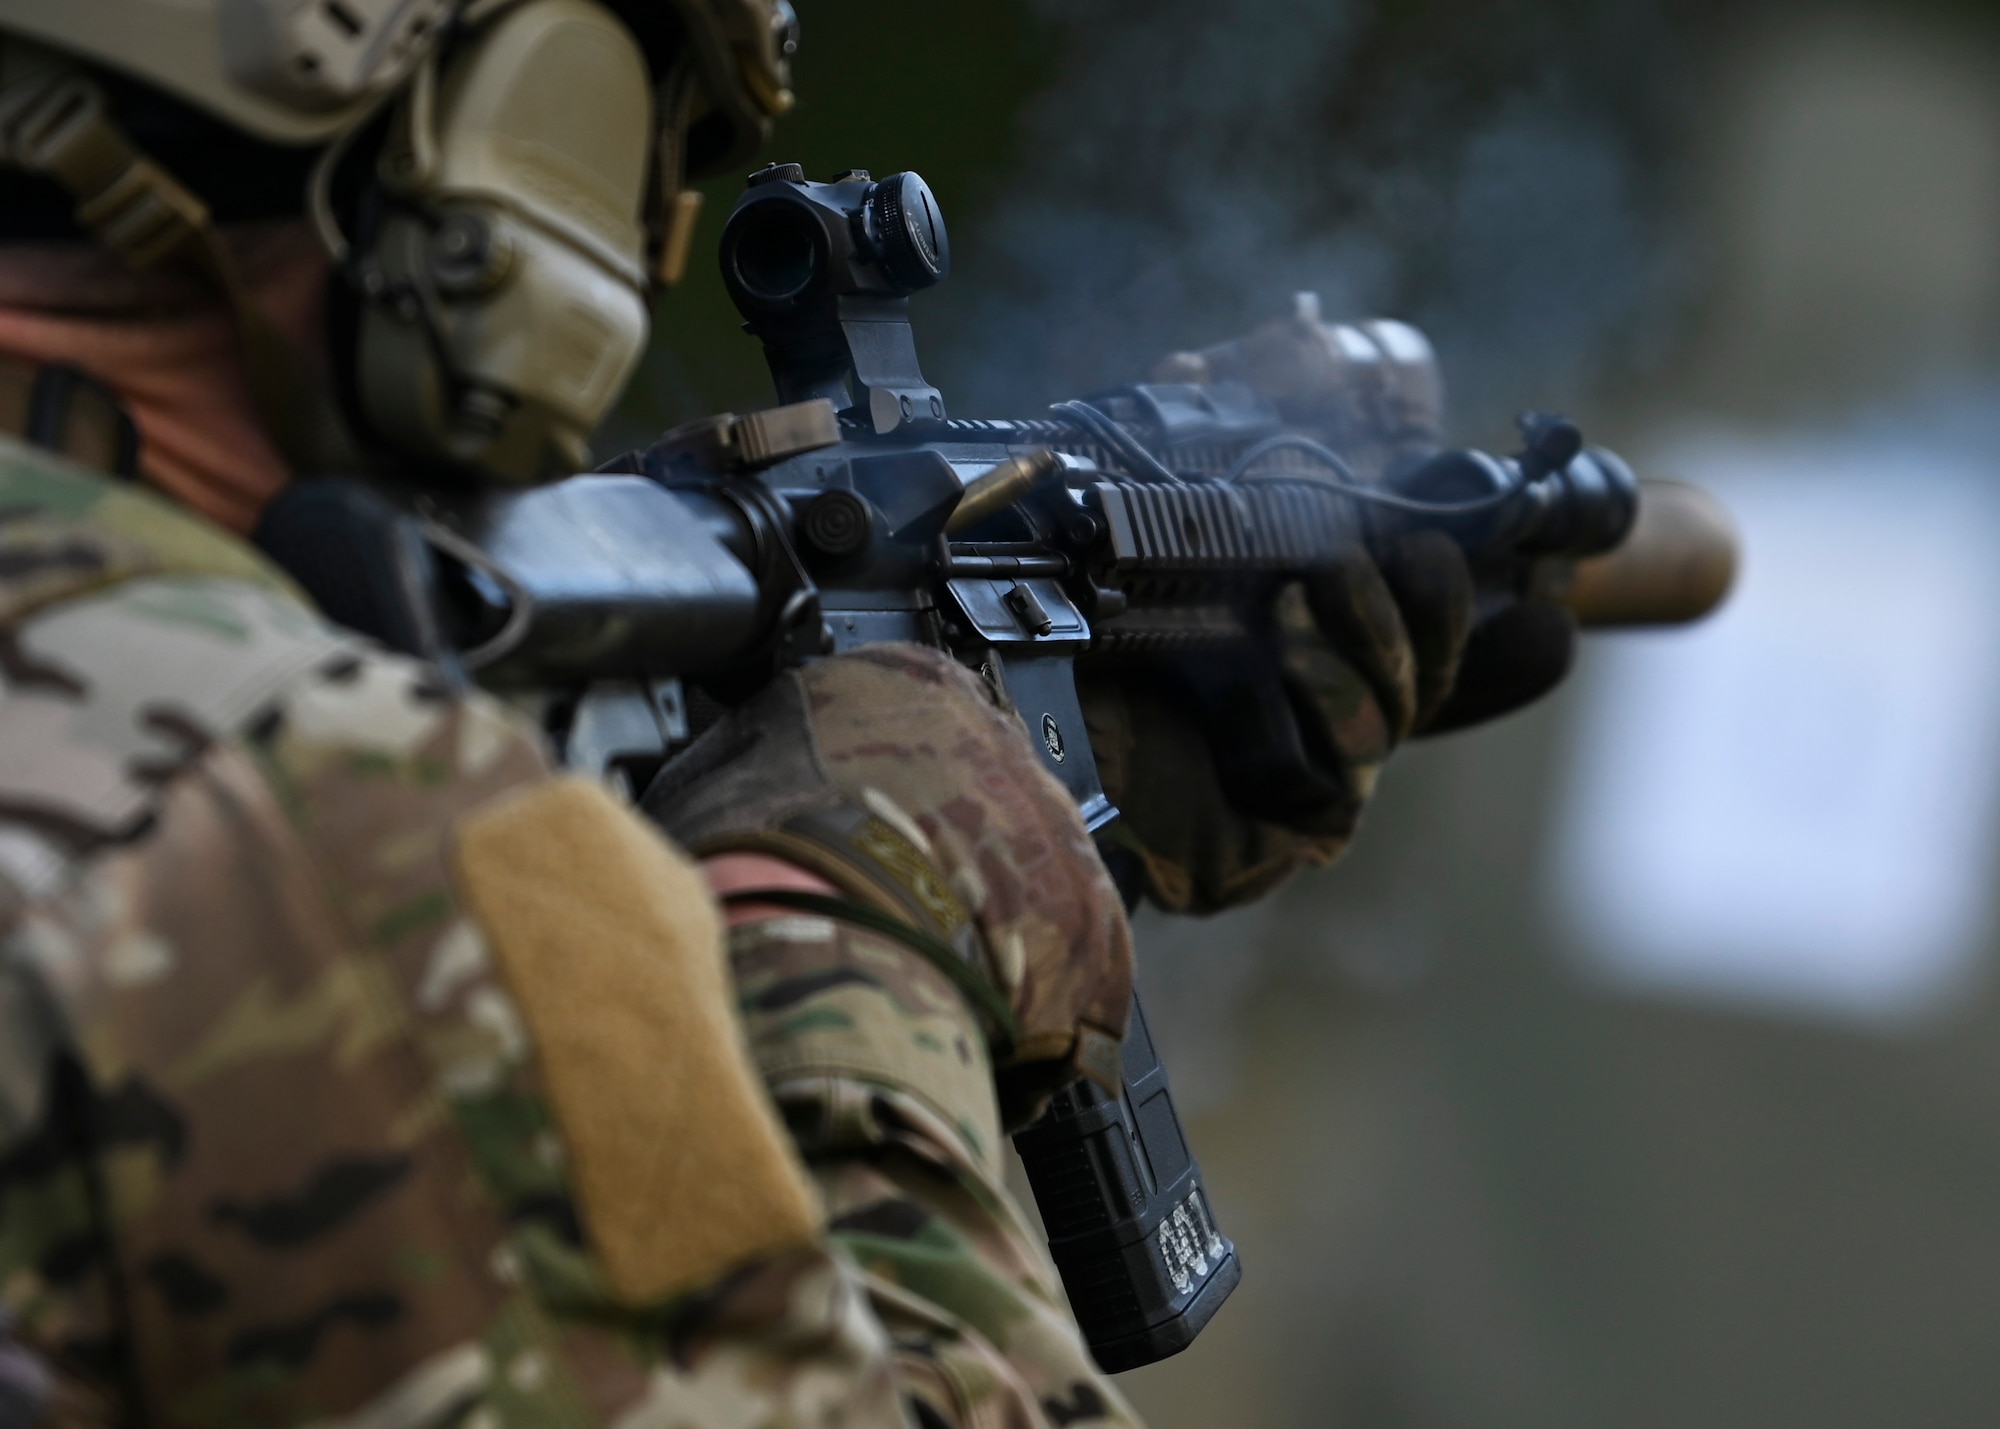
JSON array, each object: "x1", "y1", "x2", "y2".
[
  {"x1": 1049, "y1": 400, "x2": 1184, "y2": 484},
  {"x1": 1050, "y1": 401, "x2": 1531, "y2": 519},
  {"x1": 1224, "y1": 433, "x2": 1528, "y2": 516}
]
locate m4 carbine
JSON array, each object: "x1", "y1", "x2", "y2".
[{"x1": 256, "y1": 162, "x2": 1736, "y2": 1376}]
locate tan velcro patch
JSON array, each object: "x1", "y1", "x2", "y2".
[{"x1": 452, "y1": 777, "x2": 823, "y2": 1306}]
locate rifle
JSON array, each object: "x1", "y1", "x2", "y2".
[{"x1": 255, "y1": 162, "x2": 1736, "y2": 1374}]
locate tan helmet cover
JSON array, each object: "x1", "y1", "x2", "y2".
[
  {"x1": 0, "y1": 0, "x2": 454, "y2": 143},
  {"x1": 0, "y1": 0, "x2": 794, "y2": 166}
]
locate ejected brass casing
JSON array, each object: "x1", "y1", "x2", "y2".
[{"x1": 947, "y1": 447, "x2": 1062, "y2": 534}]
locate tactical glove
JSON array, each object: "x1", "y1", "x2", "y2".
[
  {"x1": 644, "y1": 644, "x2": 1134, "y2": 1124},
  {"x1": 1084, "y1": 528, "x2": 1454, "y2": 913},
  {"x1": 1097, "y1": 303, "x2": 1580, "y2": 914}
]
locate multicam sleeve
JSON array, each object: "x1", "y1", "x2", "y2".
[
  {"x1": 0, "y1": 575, "x2": 910, "y2": 1428},
  {"x1": 0, "y1": 901, "x2": 97, "y2": 1429},
  {"x1": 725, "y1": 908, "x2": 1147, "y2": 1429},
  {"x1": 0, "y1": 610, "x2": 624, "y2": 1428}
]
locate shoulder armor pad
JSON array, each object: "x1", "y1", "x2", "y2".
[
  {"x1": 0, "y1": 436, "x2": 301, "y2": 631},
  {"x1": 0, "y1": 574, "x2": 357, "y2": 893}
]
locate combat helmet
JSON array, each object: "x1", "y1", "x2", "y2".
[{"x1": 0, "y1": 0, "x2": 799, "y2": 482}]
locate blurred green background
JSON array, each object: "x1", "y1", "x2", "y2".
[
  {"x1": 616, "y1": 2, "x2": 2000, "y2": 1424},
  {"x1": 606, "y1": 0, "x2": 1056, "y2": 441}
]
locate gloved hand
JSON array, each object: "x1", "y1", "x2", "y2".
[
  {"x1": 1082, "y1": 529, "x2": 1464, "y2": 914},
  {"x1": 643, "y1": 644, "x2": 1134, "y2": 1124},
  {"x1": 1094, "y1": 301, "x2": 1579, "y2": 914}
]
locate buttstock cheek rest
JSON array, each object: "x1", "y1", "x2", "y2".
[{"x1": 1558, "y1": 478, "x2": 1740, "y2": 628}]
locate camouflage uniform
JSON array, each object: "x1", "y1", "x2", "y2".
[
  {"x1": 648, "y1": 644, "x2": 1148, "y2": 1424},
  {"x1": 0, "y1": 435, "x2": 1140, "y2": 1428}
]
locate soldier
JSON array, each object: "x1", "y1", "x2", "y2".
[{"x1": 0, "y1": 3, "x2": 1567, "y2": 1426}]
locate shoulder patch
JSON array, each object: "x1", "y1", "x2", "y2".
[{"x1": 453, "y1": 777, "x2": 824, "y2": 1305}]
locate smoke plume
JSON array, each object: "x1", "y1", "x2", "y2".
[{"x1": 927, "y1": 0, "x2": 1690, "y2": 441}]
